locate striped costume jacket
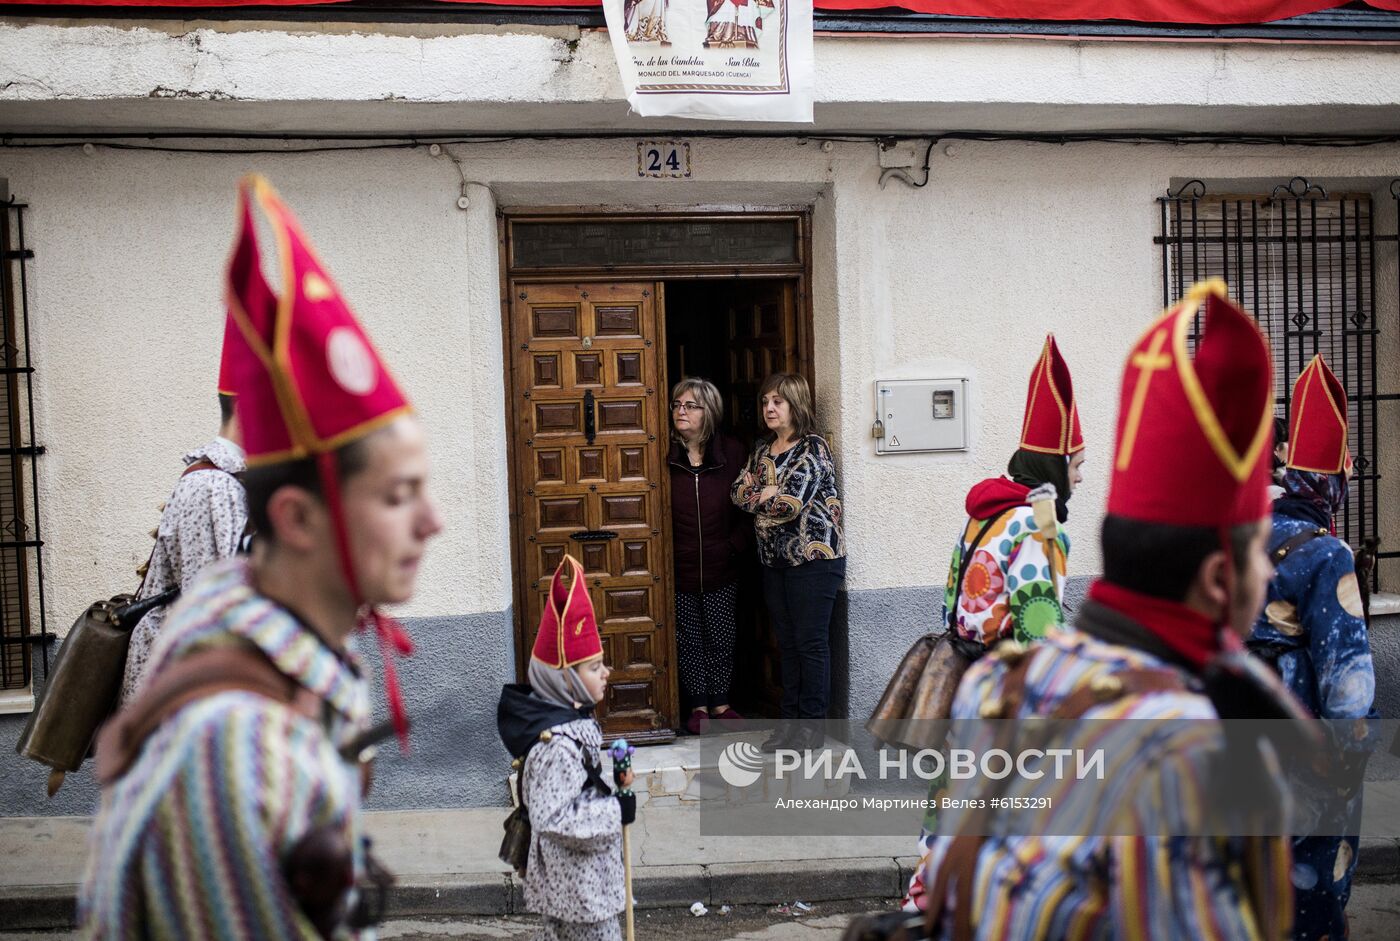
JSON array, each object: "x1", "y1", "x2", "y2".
[
  {"x1": 80, "y1": 558, "x2": 371, "y2": 940},
  {"x1": 922, "y1": 602, "x2": 1292, "y2": 941}
]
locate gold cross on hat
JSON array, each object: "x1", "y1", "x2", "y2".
[{"x1": 1115, "y1": 329, "x2": 1173, "y2": 472}]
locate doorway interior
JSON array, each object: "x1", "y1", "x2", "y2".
[
  {"x1": 502, "y1": 211, "x2": 812, "y2": 742},
  {"x1": 663, "y1": 278, "x2": 799, "y2": 721}
]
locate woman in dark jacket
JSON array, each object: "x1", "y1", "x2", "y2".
[{"x1": 669, "y1": 377, "x2": 750, "y2": 735}]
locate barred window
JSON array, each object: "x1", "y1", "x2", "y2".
[
  {"x1": 0, "y1": 188, "x2": 48, "y2": 692},
  {"x1": 1156, "y1": 178, "x2": 1390, "y2": 577}
]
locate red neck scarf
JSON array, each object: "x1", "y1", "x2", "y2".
[{"x1": 1087, "y1": 579, "x2": 1241, "y2": 671}]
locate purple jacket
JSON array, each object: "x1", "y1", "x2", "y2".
[{"x1": 669, "y1": 434, "x2": 750, "y2": 594}]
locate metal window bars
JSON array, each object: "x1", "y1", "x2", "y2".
[
  {"x1": 1155, "y1": 177, "x2": 1399, "y2": 588},
  {"x1": 0, "y1": 195, "x2": 48, "y2": 689}
]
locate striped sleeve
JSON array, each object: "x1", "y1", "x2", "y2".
[
  {"x1": 138, "y1": 696, "x2": 354, "y2": 940},
  {"x1": 1109, "y1": 745, "x2": 1288, "y2": 940}
]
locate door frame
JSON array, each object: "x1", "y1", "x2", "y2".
[{"x1": 497, "y1": 207, "x2": 816, "y2": 703}]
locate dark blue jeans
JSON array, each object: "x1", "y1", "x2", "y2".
[{"x1": 762, "y1": 557, "x2": 846, "y2": 720}]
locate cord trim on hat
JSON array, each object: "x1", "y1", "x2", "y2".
[
  {"x1": 225, "y1": 290, "x2": 315, "y2": 467},
  {"x1": 530, "y1": 555, "x2": 603, "y2": 670},
  {"x1": 260, "y1": 179, "x2": 326, "y2": 454},
  {"x1": 1019, "y1": 335, "x2": 1084, "y2": 457},
  {"x1": 1170, "y1": 290, "x2": 1274, "y2": 484},
  {"x1": 1041, "y1": 339, "x2": 1072, "y2": 454},
  {"x1": 239, "y1": 406, "x2": 415, "y2": 470},
  {"x1": 1286, "y1": 355, "x2": 1348, "y2": 475},
  {"x1": 228, "y1": 175, "x2": 414, "y2": 467}
]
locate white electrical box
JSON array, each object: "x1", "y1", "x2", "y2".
[{"x1": 874, "y1": 379, "x2": 969, "y2": 454}]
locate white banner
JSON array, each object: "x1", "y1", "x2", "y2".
[{"x1": 603, "y1": 0, "x2": 814, "y2": 123}]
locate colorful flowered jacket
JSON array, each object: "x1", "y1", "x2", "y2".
[{"x1": 944, "y1": 477, "x2": 1069, "y2": 646}]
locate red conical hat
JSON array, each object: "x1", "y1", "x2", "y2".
[
  {"x1": 532, "y1": 556, "x2": 604, "y2": 670},
  {"x1": 217, "y1": 311, "x2": 239, "y2": 396},
  {"x1": 1019, "y1": 334, "x2": 1084, "y2": 456},
  {"x1": 1107, "y1": 280, "x2": 1274, "y2": 528},
  {"x1": 1287, "y1": 355, "x2": 1349, "y2": 475},
  {"x1": 223, "y1": 174, "x2": 416, "y2": 746},
  {"x1": 224, "y1": 174, "x2": 411, "y2": 467}
]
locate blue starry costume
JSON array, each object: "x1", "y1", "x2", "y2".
[{"x1": 1250, "y1": 473, "x2": 1376, "y2": 941}]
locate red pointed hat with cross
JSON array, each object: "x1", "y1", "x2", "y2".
[
  {"x1": 223, "y1": 173, "x2": 416, "y2": 745},
  {"x1": 531, "y1": 556, "x2": 604, "y2": 669},
  {"x1": 1019, "y1": 333, "x2": 1084, "y2": 456},
  {"x1": 1106, "y1": 279, "x2": 1274, "y2": 528},
  {"x1": 1287, "y1": 354, "x2": 1349, "y2": 475}
]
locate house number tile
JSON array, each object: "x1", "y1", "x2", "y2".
[{"x1": 637, "y1": 141, "x2": 691, "y2": 179}]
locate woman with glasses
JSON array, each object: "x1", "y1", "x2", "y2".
[
  {"x1": 668, "y1": 378, "x2": 751, "y2": 735},
  {"x1": 731, "y1": 373, "x2": 845, "y2": 754}
]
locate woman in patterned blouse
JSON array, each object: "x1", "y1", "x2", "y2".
[{"x1": 731, "y1": 373, "x2": 845, "y2": 753}]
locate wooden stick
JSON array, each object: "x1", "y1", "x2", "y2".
[{"x1": 622, "y1": 823, "x2": 635, "y2": 941}]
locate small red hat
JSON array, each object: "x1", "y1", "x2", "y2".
[
  {"x1": 1107, "y1": 280, "x2": 1274, "y2": 528},
  {"x1": 217, "y1": 311, "x2": 239, "y2": 396},
  {"x1": 224, "y1": 174, "x2": 410, "y2": 467},
  {"x1": 1287, "y1": 355, "x2": 1349, "y2": 475},
  {"x1": 1019, "y1": 334, "x2": 1084, "y2": 456},
  {"x1": 532, "y1": 556, "x2": 604, "y2": 670}
]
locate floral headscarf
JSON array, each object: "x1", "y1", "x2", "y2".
[{"x1": 1278, "y1": 467, "x2": 1349, "y2": 527}]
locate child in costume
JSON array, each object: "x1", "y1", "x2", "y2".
[{"x1": 497, "y1": 555, "x2": 636, "y2": 941}]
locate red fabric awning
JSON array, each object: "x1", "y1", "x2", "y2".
[{"x1": 8, "y1": 1, "x2": 1400, "y2": 26}]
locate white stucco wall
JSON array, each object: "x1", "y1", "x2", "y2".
[
  {"x1": 2, "y1": 147, "x2": 511, "y2": 622},
  {"x1": 4, "y1": 19, "x2": 1400, "y2": 134},
  {"x1": 3, "y1": 134, "x2": 1398, "y2": 636}
]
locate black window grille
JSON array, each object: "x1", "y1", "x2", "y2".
[
  {"x1": 0, "y1": 194, "x2": 48, "y2": 690},
  {"x1": 1155, "y1": 177, "x2": 1399, "y2": 585}
]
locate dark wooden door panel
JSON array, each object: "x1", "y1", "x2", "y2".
[
  {"x1": 510, "y1": 281, "x2": 676, "y2": 742},
  {"x1": 726, "y1": 281, "x2": 797, "y2": 438},
  {"x1": 724, "y1": 280, "x2": 799, "y2": 718}
]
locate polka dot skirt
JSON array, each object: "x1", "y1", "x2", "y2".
[{"x1": 675, "y1": 582, "x2": 739, "y2": 709}]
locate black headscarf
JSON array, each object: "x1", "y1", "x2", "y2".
[{"x1": 1006, "y1": 449, "x2": 1073, "y2": 523}]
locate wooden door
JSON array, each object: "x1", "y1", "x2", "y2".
[
  {"x1": 725, "y1": 281, "x2": 799, "y2": 442},
  {"x1": 724, "y1": 281, "x2": 799, "y2": 715},
  {"x1": 509, "y1": 281, "x2": 676, "y2": 742}
]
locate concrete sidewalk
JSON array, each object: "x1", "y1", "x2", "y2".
[
  {"x1": 0, "y1": 800, "x2": 918, "y2": 931},
  {"x1": 6, "y1": 727, "x2": 1400, "y2": 931},
  {"x1": 4, "y1": 800, "x2": 1400, "y2": 931},
  {"x1": 0, "y1": 729, "x2": 911, "y2": 929}
]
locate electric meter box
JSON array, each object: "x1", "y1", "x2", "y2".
[{"x1": 874, "y1": 379, "x2": 969, "y2": 454}]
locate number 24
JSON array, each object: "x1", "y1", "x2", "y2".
[{"x1": 647, "y1": 148, "x2": 682, "y2": 172}]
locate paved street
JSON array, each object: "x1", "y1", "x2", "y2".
[
  {"x1": 379, "y1": 887, "x2": 1400, "y2": 940},
  {"x1": 7, "y1": 888, "x2": 1400, "y2": 940}
]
